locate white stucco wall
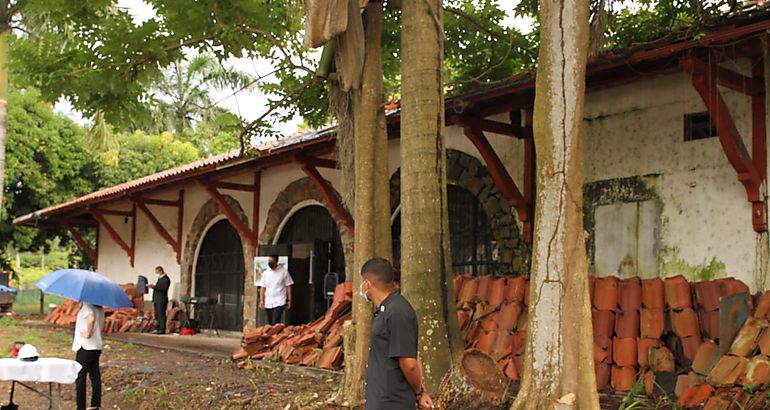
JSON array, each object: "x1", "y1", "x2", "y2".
[{"x1": 584, "y1": 64, "x2": 766, "y2": 290}]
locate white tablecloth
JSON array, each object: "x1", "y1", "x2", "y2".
[{"x1": 0, "y1": 358, "x2": 82, "y2": 384}]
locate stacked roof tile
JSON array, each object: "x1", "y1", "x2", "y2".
[
  {"x1": 232, "y1": 273, "x2": 770, "y2": 406},
  {"x1": 232, "y1": 282, "x2": 353, "y2": 370}
]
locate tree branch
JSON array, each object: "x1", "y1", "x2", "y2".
[
  {"x1": 444, "y1": 6, "x2": 509, "y2": 43},
  {"x1": 236, "y1": 75, "x2": 321, "y2": 154}
]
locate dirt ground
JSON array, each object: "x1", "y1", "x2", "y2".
[{"x1": 0, "y1": 317, "x2": 342, "y2": 410}]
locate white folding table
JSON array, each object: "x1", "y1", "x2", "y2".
[{"x1": 0, "y1": 357, "x2": 82, "y2": 410}]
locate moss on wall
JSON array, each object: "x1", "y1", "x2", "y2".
[{"x1": 659, "y1": 246, "x2": 727, "y2": 281}]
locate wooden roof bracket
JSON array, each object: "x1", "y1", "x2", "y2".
[
  {"x1": 91, "y1": 205, "x2": 137, "y2": 266},
  {"x1": 57, "y1": 221, "x2": 98, "y2": 269},
  {"x1": 452, "y1": 114, "x2": 523, "y2": 138},
  {"x1": 199, "y1": 177, "x2": 259, "y2": 249},
  {"x1": 680, "y1": 54, "x2": 767, "y2": 232},
  {"x1": 132, "y1": 190, "x2": 185, "y2": 263},
  {"x1": 455, "y1": 113, "x2": 534, "y2": 244},
  {"x1": 293, "y1": 154, "x2": 355, "y2": 236}
]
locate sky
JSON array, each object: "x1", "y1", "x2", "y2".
[{"x1": 54, "y1": 0, "x2": 533, "y2": 137}]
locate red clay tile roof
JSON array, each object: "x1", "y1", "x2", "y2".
[{"x1": 13, "y1": 126, "x2": 336, "y2": 225}]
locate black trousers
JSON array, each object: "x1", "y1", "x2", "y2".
[
  {"x1": 266, "y1": 305, "x2": 285, "y2": 325},
  {"x1": 155, "y1": 300, "x2": 167, "y2": 333},
  {"x1": 75, "y1": 348, "x2": 101, "y2": 410}
]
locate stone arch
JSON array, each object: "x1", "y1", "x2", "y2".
[
  {"x1": 180, "y1": 194, "x2": 256, "y2": 330},
  {"x1": 389, "y1": 149, "x2": 531, "y2": 274},
  {"x1": 260, "y1": 177, "x2": 354, "y2": 277}
]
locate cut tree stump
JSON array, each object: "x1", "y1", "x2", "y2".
[{"x1": 436, "y1": 349, "x2": 511, "y2": 410}]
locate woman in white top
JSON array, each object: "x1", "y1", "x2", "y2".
[{"x1": 72, "y1": 302, "x2": 104, "y2": 410}]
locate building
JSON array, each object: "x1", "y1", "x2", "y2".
[{"x1": 15, "y1": 10, "x2": 770, "y2": 332}]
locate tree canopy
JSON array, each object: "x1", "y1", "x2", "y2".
[
  {"x1": 1, "y1": 85, "x2": 204, "y2": 256},
  {"x1": 95, "y1": 130, "x2": 201, "y2": 189},
  {"x1": 1, "y1": 87, "x2": 98, "y2": 251}
]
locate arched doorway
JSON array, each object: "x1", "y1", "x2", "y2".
[
  {"x1": 276, "y1": 205, "x2": 345, "y2": 325},
  {"x1": 195, "y1": 219, "x2": 245, "y2": 331},
  {"x1": 392, "y1": 185, "x2": 497, "y2": 275}
]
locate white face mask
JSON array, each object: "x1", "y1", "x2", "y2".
[{"x1": 359, "y1": 281, "x2": 371, "y2": 302}]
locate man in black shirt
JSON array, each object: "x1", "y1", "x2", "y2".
[
  {"x1": 147, "y1": 266, "x2": 170, "y2": 334},
  {"x1": 361, "y1": 257, "x2": 433, "y2": 410}
]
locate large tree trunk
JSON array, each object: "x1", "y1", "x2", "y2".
[
  {"x1": 0, "y1": 32, "x2": 7, "y2": 219},
  {"x1": 400, "y1": 0, "x2": 463, "y2": 394},
  {"x1": 510, "y1": 1, "x2": 598, "y2": 409},
  {"x1": 436, "y1": 349, "x2": 510, "y2": 410},
  {"x1": 340, "y1": 2, "x2": 392, "y2": 407}
]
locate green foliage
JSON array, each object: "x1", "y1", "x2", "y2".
[
  {"x1": 443, "y1": 0, "x2": 536, "y2": 92},
  {"x1": 142, "y1": 53, "x2": 256, "y2": 134},
  {"x1": 95, "y1": 131, "x2": 201, "y2": 188},
  {"x1": 608, "y1": 1, "x2": 733, "y2": 50},
  {"x1": 9, "y1": 0, "x2": 535, "y2": 142},
  {"x1": 178, "y1": 122, "x2": 240, "y2": 157},
  {"x1": 1, "y1": 87, "x2": 99, "y2": 251},
  {"x1": 381, "y1": 1, "x2": 534, "y2": 97},
  {"x1": 9, "y1": 0, "x2": 316, "y2": 140}
]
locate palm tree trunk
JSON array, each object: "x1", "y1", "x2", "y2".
[
  {"x1": 0, "y1": 31, "x2": 8, "y2": 219},
  {"x1": 510, "y1": 0, "x2": 599, "y2": 409},
  {"x1": 341, "y1": 2, "x2": 392, "y2": 406},
  {"x1": 400, "y1": 0, "x2": 463, "y2": 394}
]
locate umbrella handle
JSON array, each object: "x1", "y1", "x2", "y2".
[{"x1": 9, "y1": 381, "x2": 14, "y2": 400}]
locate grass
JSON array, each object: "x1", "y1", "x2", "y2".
[
  {"x1": 10, "y1": 288, "x2": 64, "y2": 315},
  {"x1": 0, "y1": 317, "x2": 73, "y2": 358}
]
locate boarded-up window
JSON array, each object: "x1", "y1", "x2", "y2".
[{"x1": 594, "y1": 201, "x2": 659, "y2": 278}]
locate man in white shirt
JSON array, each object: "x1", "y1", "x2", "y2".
[
  {"x1": 72, "y1": 302, "x2": 104, "y2": 410},
  {"x1": 257, "y1": 255, "x2": 294, "y2": 325}
]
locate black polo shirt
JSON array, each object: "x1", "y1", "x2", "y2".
[{"x1": 364, "y1": 289, "x2": 418, "y2": 410}]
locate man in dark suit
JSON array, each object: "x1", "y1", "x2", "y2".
[
  {"x1": 147, "y1": 266, "x2": 170, "y2": 334},
  {"x1": 361, "y1": 257, "x2": 433, "y2": 410}
]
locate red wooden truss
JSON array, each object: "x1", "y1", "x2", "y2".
[
  {"x1": 680, "y1": 53, "x2": 767, "y2": 232},
  {"x1": 131, "y1": 190, "x2": 185, "y2": 263},
  {"x1": 58, "y1": 221, "x2": 98, "y2": 268},
  {"x1": 200, "y1": 172, "x2": 260, "y2": 251},
  {"x1": 453, "y1": 111, "x2": 536, "y2": 244},
  {"x1": 293, "y1": 154, "x2": 355, "y2": 235},
  {"x1": 91, "y1": 205, "x2": 137, "y2": 267}
]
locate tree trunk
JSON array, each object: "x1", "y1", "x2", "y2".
[
  {"x1": 340, "y1": 2, "x2": 392, "y2": 407},
  {"x1": 510, "y1": 1, "x2": 598, "y2": 409},
  {"x1": 0, "y1": 32, "x2": 7, "y2": 220},
  {"x1": 436, "y1": 349, "x2": 511, "y2": 410},
  {"x1": 400, "y1": 0, "x2": 463, "y2": 394}
]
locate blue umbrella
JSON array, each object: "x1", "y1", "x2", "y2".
[
  {"x1": 0, "y1": 284, "x2": 16, "y2": 293},
  {"x1": 35, "y1": 269, "x2": 133, "y2": 308}
]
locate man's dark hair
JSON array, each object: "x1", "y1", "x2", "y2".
[
  {"x1": 361, "y1": 257, "x2": 394, "y2": 284},
  {"x1": 269, "y1": 255, "x2": 279, "y2": 261}
]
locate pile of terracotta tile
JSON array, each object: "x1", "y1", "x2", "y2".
[
  {"x1": 454, "y1": 274, "x2": 770, "y2": 401},
  {"x1": 44, "y1": 282, "x2": 159, "y2": 334},
  {"x1": 453, "y1": 273, "x2": 529, "y2": 381},
  {"x1": 232, "y1": 282, "x2": 353, "y2": 370},
  {"x1": 103, "y1": 308, "x2": 157, "y2": 333},
  {"x1": 662, "y1": 282, "x2": 770, "y2": 409},
  {"x1": 44, "y1": 298, "x2": 82, "y2": 326}
]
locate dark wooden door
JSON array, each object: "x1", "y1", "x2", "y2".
[{"x1": 195, "y1": 220, "x2": 244, "y2": 331}]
